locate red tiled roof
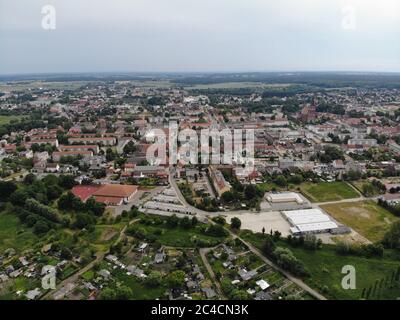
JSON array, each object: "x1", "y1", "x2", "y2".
[{"x1": 72, "y1": 185, "x2": 101, "y2": 202}]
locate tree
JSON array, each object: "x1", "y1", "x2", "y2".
[
  {"x1": 179, "y1": 216, "x2": 192, "y2": 229},
  {"x1": 382, "y1": 221, "x2": 400, "y2": 249},
  {"x1": 230, "y1": 217, "x2": 241, "y2": 230},
  {"x1": 23, "y1": 173, "x2": 37, "y2": 185},
  {"x1": 166, "y1": 270, "x2": 185, "y2": 289},
  {"x1": 191, "y1": 216, "x2": 198, "y2": 226},
  {"x1": 166, "y1": 214, "x2": 179, "y2": 228},
  {"x1": 98, "y1": 288, "x2": 116, "y2": 300},
  {"x1": 146, "y1": 271, "x2": 162, "y2": 287},
  {"x1": 58, "y1": 175, "x2": 76, "y2": 189},
  {"x1": 274, "y1": 175, "x2": 287, "y2": 187},
  {"x1": 262, "y1": 236, "x2": 276, "y2": 256},
  {"x1": 10, "y1": 189, "x2": 29, "y2": 206},
  {"x1": 115, "y1": 286, "x2": 133, "y2": 300},
  {"x1": 273, "y1": 247, "x2": 308, "y2": 276},
  {"x1": 244, "y1": 185, "x2": 257, "y2": 200},
  {"x1": 33, "y1": 220, "x2": 50, "y2": 235},
  {"x1": 221, "y1": 191, "x2": 235, "y2": 203},
  {"x1": 0, "y1": 181, "x2": 17, "y2": 201},
  {"x1": 58, "y1": 192, "x2": 84, "y2": 211},
  {"x1": 123, "y1": 141, "x2": 137, "y2": 154},
  {"x1": 60, "y1": 247, "x2": 73, "y2": 260},
  {"x1": 85, "y1": 197, "x2": 106, "y2": 216},
  {"x1": 47, "y1": 184, "x2": 63, "y2": 200}
]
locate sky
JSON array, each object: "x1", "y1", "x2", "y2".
[{"x1": 0, "y1": 0, "x2": 399, "y2": 74}]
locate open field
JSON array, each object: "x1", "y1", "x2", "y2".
[
  {"x1": 0, "y1": 115, "x2": 25, "y2": 125},
  {"x1": 321, "y1": 201, "x2": 399, "y2": 242},
  {"x1": 299, "y1": 182, "x2": 359, "y2": 202},
  {"x1": 0, "y1": 81, "x2": 92, "y2": 92},
  {"x1": 0, "y1": 212, "x2": 38, "y2": 253},
  {"x1": 241, "y1": 231, "x2": 400, "y2": 300},
  {"x1": 185, "y1": 82, "x2": 294, "y2": 90},
  {"x1": 127, "y1": 221, "x2": 228, "y2": 248}
]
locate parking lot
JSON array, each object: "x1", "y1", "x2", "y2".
[{"x1": 227, "y1": 211, "x2": 292, "y2": 236}]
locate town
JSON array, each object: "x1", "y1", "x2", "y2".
[{"x1": 0, "y1": 72, "x2": 400, "y2": 301}]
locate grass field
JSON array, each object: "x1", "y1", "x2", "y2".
[
  {"x1": 129, "y1": 223, "x2": 227, "y2": 247},
  {"x1": 185, "y1": 82, "x2": 293, "y2": 90},
  {"x1": 112, "y1": 269, "x2": 167, "y2": 299},
  {"x1": 321, "y1": 201, "x2": 399, "y2": 242},
  {"x1": 240, "y1": 231, "x2": 400, "y2": 300},
  {"x1": 299, "y1": 182, "x2": 359, "y2": 202},
  {"x1": 0, "y1": 115, "x2": 24, "y2": 125},
  {"x1": 0, "y1": 212, "x2": 38, "y2": 253}
]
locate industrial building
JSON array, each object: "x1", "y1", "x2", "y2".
[
  {"x1": 281, "y1": 208, "x2": 339, "y2": 235},
  {"x1": 266, "y1": 192, "x2": 305, "y2": 204}
]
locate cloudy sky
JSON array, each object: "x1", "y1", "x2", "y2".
[{"x1": 1, "y1": 0, "x2": 399, "y2": 74}]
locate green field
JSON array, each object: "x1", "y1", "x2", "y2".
[
  {"x1": 185, "y1": 82, "x2": 293, "y2": 90},
  {"x1": 0, "y1": 115, "x2": 24, "y2": 125},
  {"x1": 241, "y1": 231, "x2": 400, "y2": 300},
  {"x1": 112, "y1": 269, "x2": 167, "y2": 300},
  {"x1": 321, "y1": 201, "x2": 399, "y2": 242},
  {"x1": 0, "y1": 212, "x2": 38, "y2": 253},
  {"x1": 129, "y1": 223, "x2": 227, "y2": 247},
  {"x1": 299, "y1": 182, "x2": 359, "y2": 202}
]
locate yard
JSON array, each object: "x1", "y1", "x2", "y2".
[
  {"x1": 111, "y1": 269, "x2": 167, "y2": 299},
  {"x1": 299, "y1": 182, "x2": 359, "y2": 202},
  {"x1": 321, "y1": 201, "x2": 399, "y2": 242},
  {"x1": 0, "y1": 212, "x2": 38, "y2": 253}
]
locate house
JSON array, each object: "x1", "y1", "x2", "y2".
[
  {"x1": 154, "y1": 252, "x2": 165, "y2": 264},
  {"x1": 105, "y1": 255, "x2": 118, "y2": 263},
  {"x1": 126, "y1": 265, "x2": 145, "y2": 278},
  {"x1": 202, "y1": 288, "x2": 217, "y2": 299},
  {"x1": 256, "y1": 279, "x2": 270, "y2": 291},
  {"x1": 98, "y1": 269, "x2": 111, "y2": 280},
  {"x1": 25, "y1": 288, "x2": 41, "y2": 300},
  {"x1": 137, "y1": 243, "x2": 148, "y2": 252},
  {"x1": 238, "y1": 268, "x2": 258, "y2": 281},
  {"x1": 255, "y1": 291, "x2": 272, "y2": 300},
  {"x1": 46, "y1": 163, "x2": 60, "y2": 173}
]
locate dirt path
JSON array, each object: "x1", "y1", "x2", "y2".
[{"x1": 199, "y1": 247, "x2": 226, "y2": 299}]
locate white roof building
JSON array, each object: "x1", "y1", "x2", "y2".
[
  {"x1": 256, "y1": 279, "x2": 270, "y2": 291},
  {"x1": 267, "y1": 192, "x2": 304, "y2": 204},
  {"x1": 282, "y1": 208, "x2": 338, "y2": 235}
]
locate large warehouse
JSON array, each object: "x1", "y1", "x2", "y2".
[
  {"x1": 281, "y1": 208, "x2": 338, "y2": 235},
  {"x1": 267, "y1": 192, "x2": 304, "y2": 204}
]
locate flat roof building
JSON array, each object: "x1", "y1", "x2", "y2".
[
  {"x1": 266, "y1": 192, "x2": 304, "y2": 204},
  {"x1": 282, "y1": 208, "x2": 339, "y2": 235}
]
